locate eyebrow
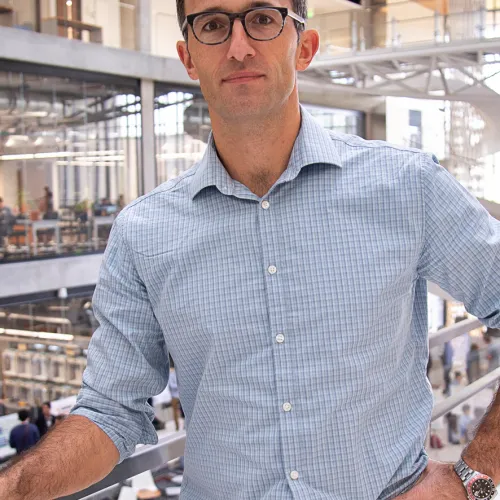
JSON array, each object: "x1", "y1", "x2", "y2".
[{"x1": 195, "y1": 1, "x2": 279, "y2": 14}]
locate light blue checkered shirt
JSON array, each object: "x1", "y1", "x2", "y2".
[{"x1": 72, "y1": 108, "x2": 500, "y2": 500}]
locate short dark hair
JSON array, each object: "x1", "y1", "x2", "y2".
[
  {"x1": 42, "y1": 401, "x2": 51, "y2": 408},
  {"x1": 177, "y1": 0, "x2": 308, "y2": 34},
  {"x1": 18, "y1": 409, "x2": 30, "y2": 422}
]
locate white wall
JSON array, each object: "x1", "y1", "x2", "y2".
[
  {"x1": 151, "y1": 0, "x2": 182, "y2": 58},
  {"x1": 386, "y1": 97, "x2": 446, "y2": 159},
  {"x1": 40, "y1": 0, "x2": 56, "y2": 19},
  {"x1": 81, "y1": 0, "x2": 121, "y2": 48},
  {"x1": 0, "y1": 254, "x2": 103, "y2": 298}
]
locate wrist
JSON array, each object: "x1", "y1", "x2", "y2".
[{"x1": 461, "y1": 450, "x2": 500, "y2": 487}]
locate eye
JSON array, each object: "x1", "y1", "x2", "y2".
[
  {"x1": 202, "y1": 20, "x2": 224, "y2": 32},
  {"x1": 253, "y1": 14, "x2": 274, "y2": 25}
]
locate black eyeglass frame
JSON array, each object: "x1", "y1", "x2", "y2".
[{"x1": 182, "y1": 7, "x2": 306, "y2": 45}]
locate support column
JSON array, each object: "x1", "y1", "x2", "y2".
[
  {"x1": 136, "y1": 0, "x2": 152, "y2": 54},
  {"x1": 141, "y1": 78, "x2": 156, "y2": 194}
]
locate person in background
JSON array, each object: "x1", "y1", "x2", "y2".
[
  {"x1": 9, "y1": 410, "x2": 40, "y2": 455},
  {"x1": 485, "y1": 335, "x2": 500, "y2": 373},
  {"x1": 116, "y1": 195, "x2": 126, "y2": 214},
  {"x1": 168, "y1": 357, "x2": 182, "y2": 431},
  {"x1": 0, "y1": 197, "x2": 14, "y2": 250},
  {"x1": 458, "y1": 404, "x2": 472, "y2": 443},
  {"x1": 39, "y1": 186, "x2": 54, "y2": 216},
  {"x1": 35, "y1": 402, "x2": 56, "y2": 438},
  {"x1": 466, "y1": 343, "x2": 481, "y2": 384},
  {"x1": 442, "y1": 341, "x2": 454, "y2": 396},
  {"x1": 445, "y1": 412, "x2": 461, "y2": 445}
]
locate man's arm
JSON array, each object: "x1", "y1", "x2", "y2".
[
  {"x1": 417, "y1": 154, "x2": 500, "y2": 329},
  {"x1": 0, "y1": 415, "x2": 119, "y2": 500},
  {"x1": 398, "y1": 155, "x2": 500, "y2": 499},
  {"x1": 463, "y1": 387, "x2": 500, "y2": 484},
  {"x1": 0, "y1": 215, "x2": 170, "y2": 499}
]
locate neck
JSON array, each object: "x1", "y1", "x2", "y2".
[{"x1": 210, "y1": 99, "x2": 302, "y2": 198}]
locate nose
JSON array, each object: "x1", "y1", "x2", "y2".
[{"x1": 226, "y1": 19, "x2": 256, "y2": 62}]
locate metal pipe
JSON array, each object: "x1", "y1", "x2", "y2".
[
  {"x1": 431, "y1": 368, "x2": 500, "y2": 421},
  {"x1": 429, "y1": 318, "x2": 483, "y2": 348},
  {"x1": 59, "y1": 432, "x2": 187, "y2": 500}
]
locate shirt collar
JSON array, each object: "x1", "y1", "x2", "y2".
[{"x1": 190, "y1": 105, "x2": 343, "y2": 200}]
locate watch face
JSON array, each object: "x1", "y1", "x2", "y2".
[{"x1": 469, "y1": 477, "x2": 495, "y2": 499}]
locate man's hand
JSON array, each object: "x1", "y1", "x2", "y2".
[{"x1": 397, "y1": 460, "x2": 467, "y2": 499}]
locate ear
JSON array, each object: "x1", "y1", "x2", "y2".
[
  {"x1": 295, "y1": 29, "x2": 320, "y2": 72},
  {"x1": 177, "y1": 40, "x2": 200, "y2": 81}
]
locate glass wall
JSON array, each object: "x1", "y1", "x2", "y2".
[
  {"x1": 304, "y1": 104, "x2": 364, "y2": 137},
  {"x1": 154, "y1": 87, "x2": 365, "y2": 185},
  {"x1": 154, "y1": 86, "x2": 209, "y2": 186},
  {"x1": 0, "y1": 63, "x2": 142, "y2": 261}
]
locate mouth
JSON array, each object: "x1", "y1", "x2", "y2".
[{"x1": 222, "y1": 72, "x2": 265, "y2": 84}]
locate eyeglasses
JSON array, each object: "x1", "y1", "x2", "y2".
[{"x1": 182, "y1": 7, "x2": 306, "y2": 46}]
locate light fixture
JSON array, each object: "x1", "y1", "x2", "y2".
[
  {"x1": 0, "y1": 328, "x2": 74, "y2": 342},
  {"x1": 66, "y1": 0, "x2": 73, "y2": 6}
]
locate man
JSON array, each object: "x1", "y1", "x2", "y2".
[
  {"x1": 442, "y1": 341, "x2": 454, "y2": 396},
  {"x1": 8, "y1": 410, "x2": 40, "y2": 455},
  {"x1": 459, "y1": 405, "x2": 472, "y2": 443},
  {"x1": 0, "y1": 197, "x2": 13, "y2": 250},
  {"x1": 485, "y1": 335, "x2": 500, "y2": 373},
  {"x1": 35, "y1": 402, "x2": 56, "y2": 438},
  {"x1": 0, "y1": 0, "x2": 499, "y2": 499}
]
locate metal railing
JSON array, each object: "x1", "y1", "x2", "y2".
[
  {"x1": 308, "y1": 2, "x2": 500, "y2": 57},
  {"x1": 60, "y1": 432, "x2": 187, "y2": 500},
  {"x1": 58, "y1": 316, "x2": 499, "y2": 500}
]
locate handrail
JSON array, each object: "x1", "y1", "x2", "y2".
[
  {"x1": 429, "y1": 318, "x2": 483, "y2": 348},
  {"x1": 59, "y1": 431, "x2": 186, "y2": 500},
  {"x1": 431, "y1": 367, "x2": 500, "y2": 421}
]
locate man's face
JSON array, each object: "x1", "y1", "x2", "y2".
[
  {"x1": 177, "y1": 0, "x2": 318, "y2": 121},
  {"x1": 42, "y1": 404, "x2": 51, "y2": 417}
]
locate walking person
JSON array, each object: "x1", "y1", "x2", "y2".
[{"x1": 9, "y1": 410, "x2": 40, "y2": 455}]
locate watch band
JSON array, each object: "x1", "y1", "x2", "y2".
[
  {"x1": 454, "y1": 457, "x2": 498, "y2": 500},
  {"x1": 455, "y1": 458, "x2": 476, "y2": 483}
]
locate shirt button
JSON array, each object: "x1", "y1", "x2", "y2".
[
  {"x1": 282, "y1": 402, "x2": 292, "y2": 412},
  {"x1": 276, "y1": 334, "x2": 285, "y2": 344},
  {"x1": 268, "y1": 265, "x2": 277, "y2": 275},
  {"x1": 261, "y1": 200, "x2": 270, "y2": 210},
  {"x1": 290, "y1": 470, "x2": 299, "y2": 480}
]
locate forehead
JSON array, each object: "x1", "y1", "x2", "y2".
[{"x1": 184, "y1": 0, "x2": 293, "y2": 15}]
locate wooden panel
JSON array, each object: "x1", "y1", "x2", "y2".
[{"x1": 413, "y1": 0, "x2": 449, "y2": 14}]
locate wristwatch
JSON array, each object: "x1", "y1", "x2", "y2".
[{"x1": 454, "y1": 458, "x2": 498, "y2": 500}]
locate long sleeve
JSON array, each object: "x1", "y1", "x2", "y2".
[
  {"x1": 71, "y1": 216, "x2": 170, "y2": 462},
  {"x1": 417, "y1": 154, "x2": 500, "y2": 327}
]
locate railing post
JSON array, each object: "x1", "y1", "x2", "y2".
[
  {"x1": 391, "y1": 17, "x2": 398, "y2": 47},
  {"x1": 434, "y1": 11, "x2": 441, "y2": 42},
  {"x1": 360, "y1": 26, "x2": 366, "y2": 51},
  {"x1": 477, "y1": 0, "x2": 487, "y2": 38},
  {"x1": 351, "y1": 18, "x2": 358, "y2": 51}
]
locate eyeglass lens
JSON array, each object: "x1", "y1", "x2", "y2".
[{"x1": 193, "y1": 9, "x2": 284, "y2": 44}]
